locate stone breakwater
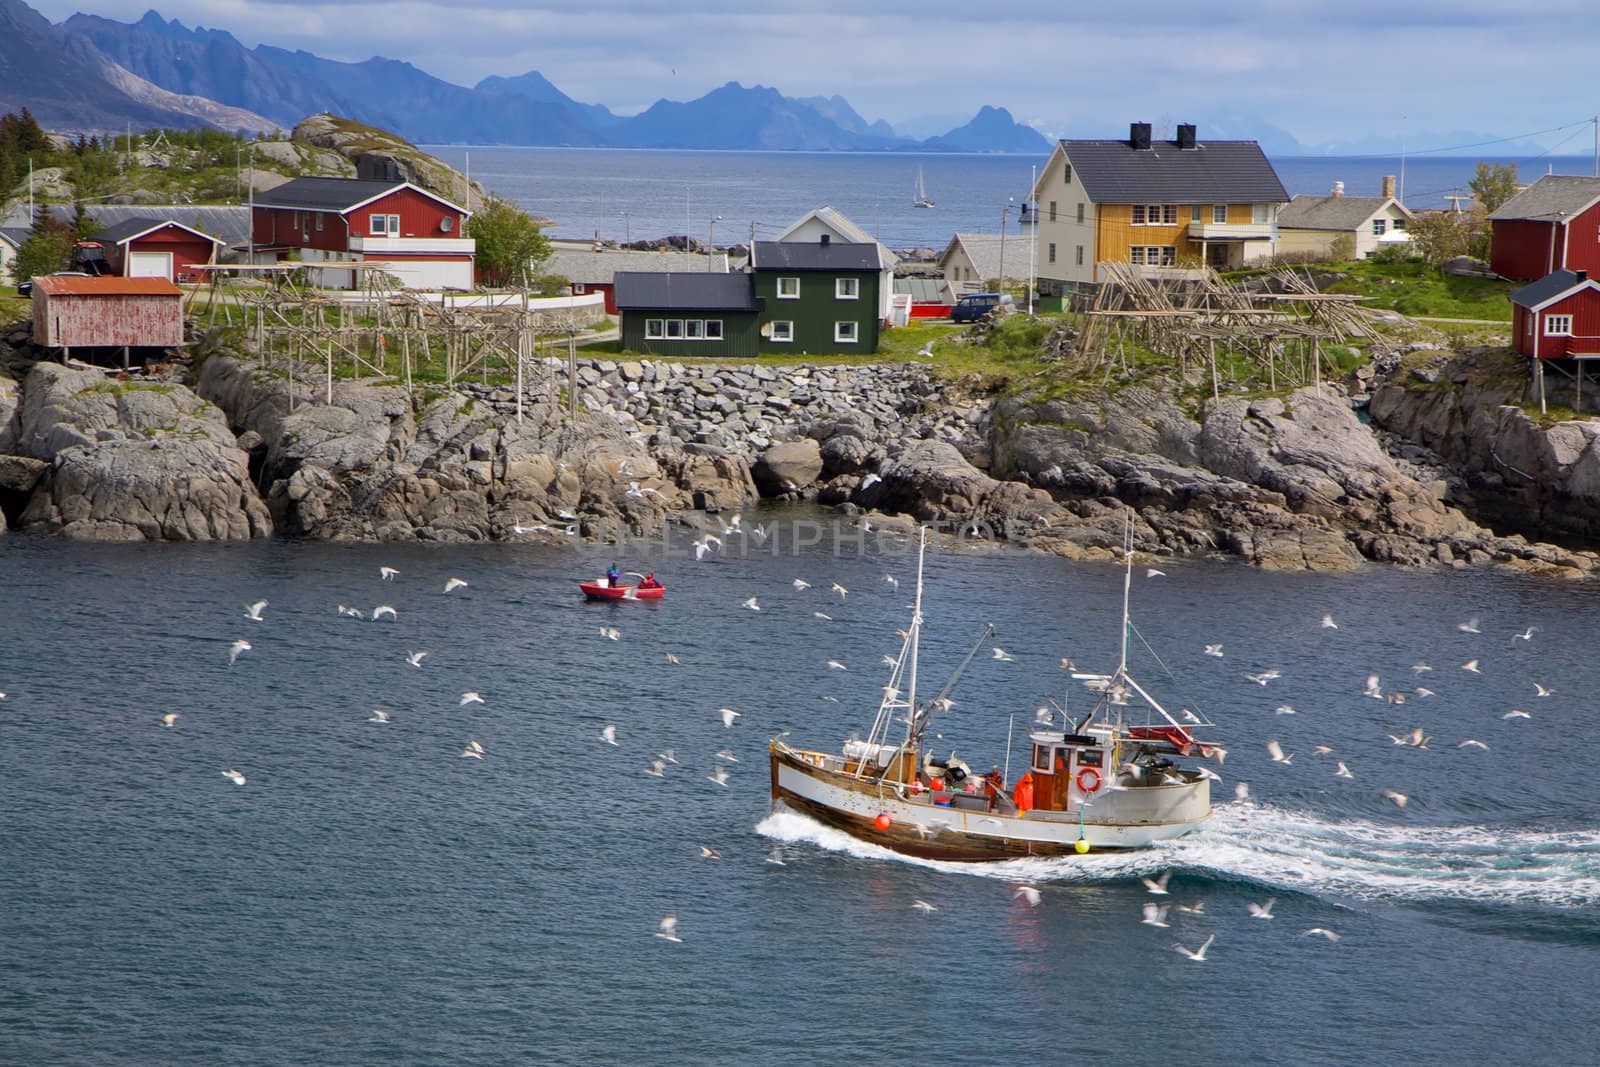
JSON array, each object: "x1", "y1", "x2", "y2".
[{"x1": 0, "y1": 343, "x2": 1597, "y2": 577}]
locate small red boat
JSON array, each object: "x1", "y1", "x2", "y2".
[{"x1": 580, "y1": 579, "x2": 664, "y2": 601}]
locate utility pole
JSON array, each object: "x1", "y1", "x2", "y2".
[
  {"x1": 1028, "y1": 165, "x2": 1037, "y2": 315},
  {"x1": 998, "y1": 199, "x2": 1011, "y2": 296},
  {"x1": 707, "y1": 215, "x2": 721, "y2": 270},
  {"x1": 622, "y1": 211, "x2": 631, "y2": 244},
  {"x1": 596, "y1": 190, "x2": 604, "y2": 243},
  {"x1": 1592, "y1": 115, "x2": 1597, "y2": 178},
  {"x1": 247, "y1": 146, "x2": 256, "y2": 262}
]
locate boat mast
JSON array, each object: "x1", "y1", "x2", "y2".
[
  {"x1": 1117, "y1": 520, "x2": 1133, "y2": 678},
  {"x1": 904, "y1": 527, "x2": 926, "y2": 751}
]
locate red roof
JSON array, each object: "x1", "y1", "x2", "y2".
[{"x1": 34, "y1": 276, "x2": 182, "y2": 297}]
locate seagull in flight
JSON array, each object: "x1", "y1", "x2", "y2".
[
  {"x1": 337, "y1": 604, "x2": 364, "y2": 618},
  {"x1": 1013, "y1": 885, "x2": 1041, "y2": 907},
  {"x1": 372, "y1": 605, "x2": 397, "y2": 621},
  {"x1": 720, "y1": 707, "x2": 741, "y2": 727},
  {"x1": 458, "y1": 691, "x2": 484, "y2": 706},
  {"x1": 380, "y1": 566, "x2": 400, "y2": 581},
  {"x1": 460, "y1": 740, "x2": 485, "y2": 759},
  {"x1": 1141, "y1": 903, "x2": 1170, "y2": 927},
  {"x1": 659, "y1": 749, "x2": 679, "y2": 765},
  {"x1": 228, "y1": 639, "x2": 251, "y2": 666},
  {"x1": 1145, "y1": 568, "x2": 1166, "y2": 578},
  {"x1": 1458, "y1": 617, "x2": 1481, "y2": 634},
  {"x1": 664, "y1": 652, "x2": 680, "y2": 664},
  {"x1": 715, "y1": 748, "x2": 739, "y2": 763},
  {"x1": 1503, "y1": 708, "x2": 1531, "y2": 720},
  {"x1": 1274, "y1": 704, "x2": 1296, "y2": 715},
  {"x1": 1321, "y1": 614, "x2": 1338, "y2": 629},
  {"x1": 992, "y1": 648, "x2": 1015, "y2": 662},
  {"x1": 860, "y1": 473, "x2": 882, "y2": 489},
  {"x1": 831, "y1": 582, "x2": 848, "y2": 600},
  {"x1": 1204, "y1": 644, "x2": 1224, "y2": 657},
  {"x1": 793, "y1": 578, "x2": 811, "y2": 590},
  {"x1": 827, "y1": 660, "x2": 847, "y2": 670},
  {"x1": 1267, "y1": 739, "x2": 1293, "y2": 765},
  {"x1": 161, "y1": 712, "x2": 180, "y2": 727},
  {"x1": 1461, "y1": 659, "x2": 1481, "y2": 673},
  {"x1": 1533, "y1": 682, "x2": 1554, "y2": 697},
  {"x1": 692, "y1": 535, "x2": 721, "y2": 560},
  {"x1": 707, "y1": 766, "x2": 731, "y2": 787},
  {"x1": 368, "y1": 709, "x2": 391, "y2": 724},
  {"x1": 698, "y1": 845, "x2": 722, "y2": 860},
  {"x1": 814, "y1": 612, "x2": 833, "y2": 621},
  {"x1": 444, "y1": 578, "x2": 469, "y2": 593},
  {"x1": 1514, "y1": 627, "x2": 1537, "y2": 641},
  {"x1": 766, "y1": 847, "x2": 787, "y2": 865},
  {"x1": 1244, "y1": 670, "x2": 1281, "y2": 686},
  {"x1": 600, "y1": 724, "x2": 618, "y2": 746},
  {"x1": 244, "y1": 599, "x2": 268, "y2": 621},
  {"x1": 1247, "y1": 897, "x2": 1276, "y2": 920},
  {"x1": 1459, "y1": 739, "x2": 1490, "y2": 750},
  {"x1": 1335, "y1": 761, "x2": 1354, "y2": 779},
  {"x1": 1304, "y1": 927, "x2": 1341, "y2": 941},
  {"x1": 599, "y1": 626, "x2": 620, "y2": 641},
  {"x1": 1234, "y1": 782, "x2": 1250, "y2": 802},
  {"x1": 911, "y1": 900, "x2": 938, "y2": 913},
  {"x1": 742, "y1": 596, "x2": 761, "y2": 611},
  {"x1": 655, "y1": 915, "x2": 682, "y2": 942},
  {"x1": 1363, "y1": 674, "x2": 1383, "y2": 699},
  {"x1": 644, "y1": 759, "x2": 666, "y2": 778},
  {"x1": 1175, "y1": 901, "x2": 1205, "y2": 915},
  {"x1": 221, "y1": 769, "x2": 247, "y2": 786},
  {"x1": 1383, "y1": 789, "x2": 1408, "y2": 808},
  {"x1": 1141, "y1": 871, "x2": 1171, "y2": 896},
  {"x1": 884, "y1": 574, "x2": 899, "y2": 591},
  {"x1": 1174, "y1": 934, "x2": 1215, "y2": 962},
  {"x1": 406, "y1": 650, "x2": 428, "y2": 668}
]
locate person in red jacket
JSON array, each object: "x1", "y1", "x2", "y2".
[{"x1": 1012, "y1": 772, "x2": 1035, "y2": 814}]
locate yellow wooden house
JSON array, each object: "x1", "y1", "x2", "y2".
[{"x1": 1028, "y1": 122, "x2": 1289, "y2": 293}]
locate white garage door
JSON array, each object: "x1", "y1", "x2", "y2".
[{"x1": 128, "y1": 251, "x2": 173, "y2": 279}]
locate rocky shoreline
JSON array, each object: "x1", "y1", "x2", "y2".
[{"x1": 1, "y1": 329, "x2": 1598, "y2": 578}]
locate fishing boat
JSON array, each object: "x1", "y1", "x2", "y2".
[
  {"x1": 769, "y1": 529, "x2": 1219, "y2": 860},
  {"x1": 579, "y1": 573, "x2": 664, "y2": 601},
  {"x1": 913, "y1": 167, "x2": 934, "y2": 209}
]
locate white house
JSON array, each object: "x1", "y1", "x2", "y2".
[
  {"x1": 1276, "y1": 177, "x2": 1413, "y2": 259},
  {"x1": 776, "y1": 206, "x2": 897, "y2": 321}
]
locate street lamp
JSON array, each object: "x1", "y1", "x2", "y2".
[
  {"x1": 707, "y1": 214, "x2": 723, "y2": 270},
  {"x1": 999, "y1": 197, "x2": 1013, "y2": 296}
]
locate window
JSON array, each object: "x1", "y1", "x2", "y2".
[
  {"x1": 770, "y1": 320, "x2": 794, "y2": 342},
  {"x1": 836, "y1": 277, "x2": 860, "y2": 300},
  {"x1": 1393, "y1": 217, "x2": 1407, "y2": 230},
  {"x1": 777, "y1": 276, "x2": 800, "y2": 299},
  {"x1": 1132, "y1": 204, "x2": 1178, "y2": 225},
  {"x1": 645, "y1": 319, "x2": 665, "y2": 339},
  {"x1": 686, "y1": 319, "x2": 704, "y2": 339},
  {"x1": 573, "y1": 283, "x2": 585, "y2": 294},
  {"x1": 1032, "y1": 744, "x2": 1051, "y2": 772},
  {"x1": 292, "y1": 211, "x2": 301, "y2": 229},
  {"x1": 1048, "y1": 201, "x2": 1057, "y2": 222},
  {"x1": 1190, "y1": 205, "x2": 1203, "y2": 223},
  {"x1": 1546, "y1": 314, "x2": 1573, "y2": 336},
  {"x1": 665, "y1": 319, "x2": 684, "y2": 339},
  {"x1": 1063, "y1": 163, "x2": 1072, "y2": 184},
  {"x1": 704, "y1": 320, "x2": 723, "y2": 340},
  {"x1": 1076, "y1": 245, "x2": 1084, "y2": 266},
  {"x1": 1252, "y1": 203, "x2": 1272, "y2": 224},
  {"x1": 1076, "y1": 202, "x2": 1085, "y2": 223},
  {"x1": 1213, "y1": 204, "x2": 1228, "y2": 223},
  {"x1": 834, "y1": 321, "x2": 859, "y2": 344},
  {"x1": 1372, "y1": 218, "x2": 1387, "y2": 236},
  {"x1": 1130, "y1": 246, "x2": 1176, "y2": 267},
  {"x1": 370, "y1": 213, "x2": 387, "y2": 236},
  {"x1": 315, "y1": 214, "x2": 324, "y2": 231},
  {"x1": 1048, "y1": 242, "x2": 1057, "y2": 264}
]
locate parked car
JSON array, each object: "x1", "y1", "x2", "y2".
[{"x1": 950, "y1": 292, "x2": 1013, "y2": 323}]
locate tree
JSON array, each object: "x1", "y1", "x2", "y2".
[
  {"x1": 1468, "y1": 162, "x2": 1519, "y2": 216},
  {"x1": 466, "y1": 196, "x2": 551, "y2": 288},
  {"x1": 12, "y1": 207, "x2": 74, "y2": 284},
  {"x1": 1406, "y1": 210, "x2": 1471, "y2": 267}
]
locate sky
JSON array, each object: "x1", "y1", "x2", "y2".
[{"x1": 30, "y1": 0, "x2": 1600, "y2": 150}]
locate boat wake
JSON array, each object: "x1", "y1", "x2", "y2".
[{"x1": 757, "y1": 803, "x2": 1600, "y2": 908}]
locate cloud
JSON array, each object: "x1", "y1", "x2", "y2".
[{"x1": 29, "y1": 0, "x2": 1600, "y2": 146}]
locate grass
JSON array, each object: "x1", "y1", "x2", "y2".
[{"x1": 1319, "y1": 258, "x2": 1514, "y2": 321}]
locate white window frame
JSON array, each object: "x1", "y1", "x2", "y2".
[
  {"x1": 1076, "y1": 202, "x2": 1085, "y2": 223},
  {"x1": 834, "y1": 320, "x2": 859, "y2": 344},
  {"x1": 1252, "y1": 203, "x2": 1273, "y2": 224},
  {"x1": 665, "y1": 319, "x2": 684, "y2": 339},
  {"x1": 1372, "y1": 218, "x2": 1387, "y2": 236},
  {"x1": 370, "y1": 213, "x2": 387, "y2": 236},
  {"x1": 686, "y1": 319, "x2": 704, "y2": 339},
  {"x1": 1048, "y1": 201, "x2": 1057, "y2": 222},
  {"x1": 1130, "y1": 246, "x2": 1176, "y2": 267},
  {"x1": 645, "y1": 318, "x2": 665, "y2": 340},
  {"x1": 1213, "y1": 204, "x2": 1228, "y2": 223},
  {"x1": 1393, "y1": 217, "x2": 1407, "y2": 230},
  {"x1": 1076, "y1": 245, "x2": 1084, "y2": 266},
  {"x1": 835, "y1": 277, "x2": 860, "y2": 300},
  {"x1": 1047, "y1": 242, "x2": 1056, "y2": 264},
  {"x1": 573, "y1": 283, "x2": 585, "y2": 294},
  {"x1": 770, "y1": 320, "x2": 794, "y2": 342},
  {"x1": 1190, "y1": 205, "x2": 1203, "y2": 223},
  {"x1": 777, "y1": 276, "x2": 800, "y2": 299},
  {"x1": 1546, "y1": 314, "x2": 1573, "y2": 337},
  {"x1": 704, "y1": 320, "x2": 723, "y2": 340}
]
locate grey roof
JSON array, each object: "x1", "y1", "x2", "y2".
[
  {"x1": 776, "y1": 206, "x2": 898, "y2": 268},
  {"x1": 753, "y1": 240, "x2": 881, "y2": 272},
  {"x1": 255, "y1": 177, "x2": 407, "y2": 212},
  {"x1": 1488, "y1": 175, "x2": 1600, "y2": 222},
  {"x1": 894, "y1": 277, "x2": 946, "y2": 302},
  {"x1": 1278, "y1": 195, "x2": 1410, "y2": 231},
  {"x1": 41, "y1": 205, "x2": 252, "y2": 248},
  {"x1": 937, "y1": 233, "x2": 1017, "y2": 283},
  {"x1": 1510, "y1": 269, "x2": 1590, "y2": 309},
  {"x1": 0, "y1": 226, "x2": 26, "y2": 249},
  {"x1": 546, "y1": 243, "x2": 728, "y2": 283},
  {"x1": 1060, "y1": 138, "x2": 1288, "y2": 204},
  {"x1": 90, "y1": 216, "x2": 224, "y2": 245},
  {"x1": 613, "y1": 272, "x2": 758, "y2": 311}
]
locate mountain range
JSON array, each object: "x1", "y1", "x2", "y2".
[{"x1": 39, "y1": 5, "x2": 1052, "y2": 153}]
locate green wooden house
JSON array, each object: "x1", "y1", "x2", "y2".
[
  {"x1": 614, "y1": 272, "x2": 764, "y2": 358},
  {"x1": 615, "y1": 236, "x2": 885, "y2": 358}
]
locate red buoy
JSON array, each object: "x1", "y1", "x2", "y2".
[{"x1": 874, "y1": 813, "x2": 893, "y2": 831}]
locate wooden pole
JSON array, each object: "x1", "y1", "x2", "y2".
[
  {"x1": 1539, "y1": 358, "x2": 1547, "y2": 415},
  {"x1": 568, "y1": 330, "x2": 577, "y2": 416},
  {"x1": 1210, "y1": 338, "x2": 1219, "y2": 402}
]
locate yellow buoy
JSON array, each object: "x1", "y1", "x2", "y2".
[{"x1": 1074, "y1": 839, "x2": 1090, "y2": 854}]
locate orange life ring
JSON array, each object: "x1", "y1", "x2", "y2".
[{"x1": 1076, "y1": 767, "x2": 1102, "y2": 793}]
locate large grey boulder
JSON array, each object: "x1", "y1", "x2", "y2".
[{"x1": 753, "y1": 439, "x2": 824, "y2": 495}]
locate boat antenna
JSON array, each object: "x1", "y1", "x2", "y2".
[
  {"x1": 910, "y1": 621, "x2": 994, "y2": 752},
  {"x1": 906, "y1": 526, "x2": 926, "y2": 730},
  {"x1": 1117, "y1": 517, "x2": 1134, "y2": 678}
]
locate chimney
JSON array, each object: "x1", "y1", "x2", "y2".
[
  {"x1": 1331, "y1": 181, "x2": 1345, "y2": 198},
  {"x1": 1176, "y1": 123, "x2": 1196, "y2": 150},
  {"x1": 820, "y1": 233, "x2": 830, "y2": 246},
  {"x1": 1382, "y1": 174, "x2": 1397, "y2": 200},
  {"x1": 1129, "y1": 122, "x2": 1152, "y2": 151},
  {"x1": 1578, "y1": 270, "x2": 1589, "y2": 283}
]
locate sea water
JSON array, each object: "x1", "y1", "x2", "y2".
[
  {"x1": 1, "y1": 521, "x2": 1596, "y2": 1064},
  {"x1": 426, "y1": 145, "x2": 1597, "y2": 250}
]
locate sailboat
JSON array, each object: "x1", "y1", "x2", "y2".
[
  {"x1": 768, "y1": 528, "x2": 1220, "y2": 860},
  {"x1": 913, "y1": 167, "x2": 934, "y2": 209}
]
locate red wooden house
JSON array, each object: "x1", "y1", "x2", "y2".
[
  {"x1": 1509, "y1": 269, "x2": 1600, "y2": 360},
  {"x1": 1488, "y1": 175, "x2": 1600, "y2": 281},
  {"x1": 90, "y1": 218, "x2": 224, "y2": 283},
  {"x1": 251, "y1": 177, "x2": 474, "y2": 290}
]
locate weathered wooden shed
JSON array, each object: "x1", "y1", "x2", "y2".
[{"x1": 32, "y1": 276, "x2": 185, "y2": 351}]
